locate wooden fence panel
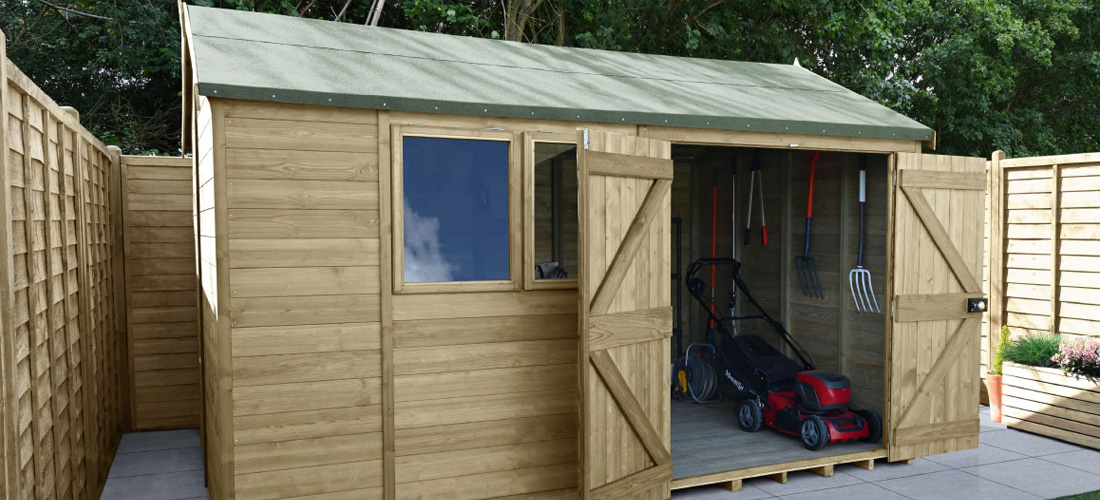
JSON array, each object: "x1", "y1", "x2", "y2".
[
  {"x1": 986, "y1": 151, "x2": 1100, "y2": 368},
  {"x1": 121, "y1": 156, "x2": 200, "y2": 430},
  {"x1": 1, "y1": 31, "x2": 128, "y2": 500}
]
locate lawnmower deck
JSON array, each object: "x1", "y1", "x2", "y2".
[{"x1": 671, "y1": 399, "x2": 882, "y2": 480}]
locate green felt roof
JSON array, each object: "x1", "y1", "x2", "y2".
[{"x1": 184, "y1": 5, "x2": 933, "y2": 142}]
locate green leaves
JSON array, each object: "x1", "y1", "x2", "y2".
[{"x1": 2, "y1": 0, "x2": 1096, "y2": 157}]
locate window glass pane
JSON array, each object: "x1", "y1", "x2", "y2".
[
  {"x1": 533, "y1": 143, "x2": 578, "y2": 280},
  {"x1": 403, "y1": 136, "x2": 510, "y2": 283}
]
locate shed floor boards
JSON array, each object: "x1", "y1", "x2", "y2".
[{"x1": 672, "y1": 399, "x2": 880, "y2": 480}]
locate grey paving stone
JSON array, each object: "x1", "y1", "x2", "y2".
[
  {"x1": 877, "y1": 469, "x2": 1040, "y2": 500},
  {"x1": 979, "y1": 410, "x2": 1008, "y2": 432},
  {"x1": 979, "y1": 428, "x2": 1084, "y2": 456},
  {"x1": 923, "y1": 444, "x2": 1027, "y2": 468},
  {"x1": 1041, "y1": 449, "x2": 1100, "y2": 476},
  {"x1": 773, "y1": 483, "x2": 908, "y2": 500},
  {"x1": 116, "y1": 429, "x2": 201, "y2": 454},
  {"x1": 108, "y1": 446, "x2": 204, "y2": 478},
  {"x1": 838, "y1": 457, "x2": 949, "y2": 482},
  {"x1": 99, "y1": 470, "x2": 209, "y2": 500},
  {"x1": 672, "y1": 483, "x2": 775, "y2": 499},
  {"x1": 749, "y1": 469, "x2": 863, "y2": 496},
  {"x1": 963, "y1": 457, "x2": 1100, "y2": 498}
]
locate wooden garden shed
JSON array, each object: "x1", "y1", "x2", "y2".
[{"x1": 179, "y1": 4, "x2": 989, "y2": 499}]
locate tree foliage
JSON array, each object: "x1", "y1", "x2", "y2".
[{"x1": 1, "y1": 0, "x2": 1097, "y2": 156}]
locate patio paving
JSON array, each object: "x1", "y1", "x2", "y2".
[
  {"x1": 673, "y1": 406, "x2": 1100, "y2": 500},
  {"x1": 99, "y1": 407, "x2": 1100, "y2": 500}
]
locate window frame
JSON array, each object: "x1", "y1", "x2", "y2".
[
  {"x1": 392, "y1": 125, "x2": 521, "y2": 294},
  {"x1": 523, "y1": 133, "x2": 580, "y2": 291}
]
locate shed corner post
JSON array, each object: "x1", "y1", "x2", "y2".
[
  {"x1": 987, "y1": 150, "x2": 1006, "y2": 371},
  {"x1": 0, "y1": 25, "x2": 25, "y2": 500}
]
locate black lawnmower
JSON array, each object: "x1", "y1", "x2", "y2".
[{"x1": 672, "y1": 258, "x2": 881, "y2": 450}]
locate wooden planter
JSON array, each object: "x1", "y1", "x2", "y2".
[{"x1": 1002, "y1": 362, "x2": 1100, "y2": 449}]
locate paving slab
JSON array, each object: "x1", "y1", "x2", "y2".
[
  {"x1": 979, "y1": 428, "x2": 1084, "y2": 457},
  {"x1": 672, "y1": 483, "x2": 775, "y2": 499},
  {"x1": 100, "y1": 470, "x2": 209, "y2": 500},
  {"x1": 1040, "y1": 449, "x2": 1100, "y2": 476},
  {"x1": 838, "y1": 457, "x2": 949, "y2": 482},
  {"x1": 773, "y1": 483, "x2": 909, "y2": 500},
  {"x1": 963, "y1": 457, "x2": 1100, "y2": 499},
  {"x1": 116, "y1": 429, "x2": 201, "y2": 454},
  {"x1": 876, "y1": 469, "x2": 1041, "y2": 500},
  {"x1": 108, "y1": 446, "x2": 204, "y2": 478},
  {"x1": 923, "y1": 444, "x2": 1028, "y2": 469},
  {"x1": 749, "y1": 469, "x2": 863, "y2": 496}
]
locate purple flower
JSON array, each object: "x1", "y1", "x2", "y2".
[{"x1": 1052, "y1": 338, "x2": 1100, "y2": 378}]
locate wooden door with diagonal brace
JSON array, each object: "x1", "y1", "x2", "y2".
[
  {"x1": 889, "y1": 152, "x2": 986, "y2": 461},
  {"x1": 578, "y1": 130, "x2": 673, "y2": 500}
]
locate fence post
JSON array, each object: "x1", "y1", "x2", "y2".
[
  {"x1": 988, "y1": 150, "x2": 1006, "y2": 368},
  {"x1": 0, "y1": 26, "x2": 24, "y2": 500},
  {"x1": 1050, "y1": 164, "x2": 1061, "y2": 334}
]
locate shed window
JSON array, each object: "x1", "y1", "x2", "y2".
[
  {"x1": 401, "y1": 136, "x2": 510, "y2": 283},
  {"x1": 532, "y1": 143, "x2": 578, "y2": 281}
]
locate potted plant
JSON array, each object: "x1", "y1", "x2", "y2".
[{"x1": 987, "y1": 326, "x2": 1010, "y2": 422}]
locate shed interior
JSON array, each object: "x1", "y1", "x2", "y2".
[
  {"x1": 661, "y1": 146, "x2": 891, "y2": 483},
  {"x1": 530, "y1": 143, "x2": 893, "y2": 483}
]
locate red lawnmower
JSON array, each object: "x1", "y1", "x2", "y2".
[{"x1": 678, "y1": 258, "x2": 881, "y2": 450}]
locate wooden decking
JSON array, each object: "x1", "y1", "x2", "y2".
[{"x1": 671, "y1": 399, "x2": 886, "y2": 490}]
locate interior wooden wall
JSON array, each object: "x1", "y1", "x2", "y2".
[
  {"x1": 987, "y1": 153, "x2": 1100, "y2": 353},
  {"x1": 1, "y1": 44, "x2": 129, "y2": 500},
  {"x1": 533, "y1": 149, "x2": 579, "y2": 276},
  {"x1": 121, "y1": 156, "x2": 199, "y2": 431}
]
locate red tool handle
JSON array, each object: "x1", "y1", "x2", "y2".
[
  {"x1": 761, "y1": 226, "x2": 769, "y2": 247},
  {"x1": 805, "y1": 151, "x2": 821, "y2": 218}
]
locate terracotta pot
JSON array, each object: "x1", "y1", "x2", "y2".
[{"x1": 987, "y1": 374, "x2": 1003, "y2": 423}]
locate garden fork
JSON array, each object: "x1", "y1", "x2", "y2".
[
  {"x1": 796, "y1": 151, "x2": 823, "y2": 298},
  {"x1": 850, "y1": 155, "x2": 881, "y2": 313}
]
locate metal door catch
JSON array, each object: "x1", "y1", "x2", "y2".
[{"x1": 968, "y1": 298, "x2": 988, "y2": 313}]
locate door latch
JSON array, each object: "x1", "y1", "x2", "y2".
[{"x1": 968, "y1": 297, "x2": 988, "y2": 313}]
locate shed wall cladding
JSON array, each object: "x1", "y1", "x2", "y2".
[
  {"x1": 195, "y1": 94, "x2": 229, "y2": 499},
  {"x1": 204, "y1": 98, "x2": 387, "y2": 499},
  {"x1": 2, "y1": 56, "x2": 128, "y2": 500},
  {"x1": 388, "y1": 116, "x2": 584, "y2": 498},
  {"x1": 121, "y1": 155, "x2": 200, "y2": 430}
]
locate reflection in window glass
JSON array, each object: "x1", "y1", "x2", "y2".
[
  {"x1": 403, "y1": 136, "x2": 509, "y2": 283},
  {"x1": 533, "y1": 143, "x2": 578, "y2": 280}
]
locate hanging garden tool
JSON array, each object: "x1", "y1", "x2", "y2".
[
  {"x1": 850, "y1": 154, "x2": 881, "y2": 313},
  {"x1": 743, "y1": 150, "x2": 768, "y2": 247},
  {"x1": 796, "y1": 151, "x2": 824, "y2": 299},
  {"x1": 707, "y1": 168, "x2": 718, "y2": 344}
]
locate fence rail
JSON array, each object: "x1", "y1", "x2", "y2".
[
  {"x1": 1, "y1": 30, "x2": 129, "y2": 500},
  {"x1": 985, "y1": 150, "x2": 1100, "y2": 371}
]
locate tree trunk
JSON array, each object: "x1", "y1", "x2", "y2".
[{"x1": 504, "y1": 0, "x2": 545, "y2": 42}]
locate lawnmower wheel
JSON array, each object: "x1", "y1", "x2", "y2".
[
  {"x1": 800, "y1": 415, "x2": 829, "y2": 451},
  {"x1": 737, "y1": 400, "x2": 763, "y2": 432},
  {"x1": 857, "y1": 408, "x2": 882, "y2": 444}
]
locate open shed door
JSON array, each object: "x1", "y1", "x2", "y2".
[
  {"x1": 578, "y1": 130, "x2": 673, "y2": 500},
  {"x1": 888, "y1": 152, "x2": 986, "y2": 461}
]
